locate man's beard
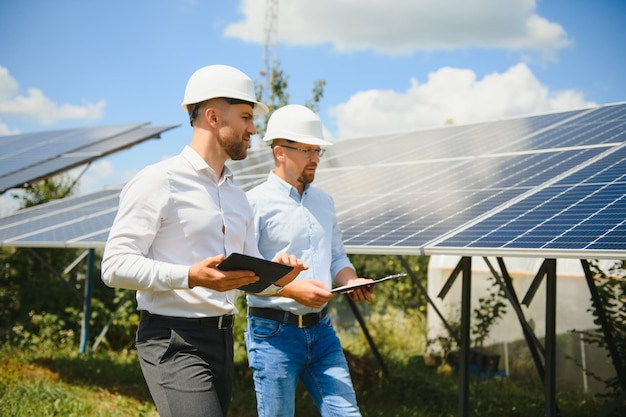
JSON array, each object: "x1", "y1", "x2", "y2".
[
  {"x1": 298, "y1": 165, "x2": 316, "y2": 185},
  {"x1": 217, "y1": 128, "x2": 248, "y2": 160}
]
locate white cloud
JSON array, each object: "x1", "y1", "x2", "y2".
[
  {"x1": 0, "y1": 194, "x2": 19, "y2": 217},
  {"x1": 67, "y1": 159, "x2": 134, "y2": 195},
  {"x1": 72, "y1": 160, "x2": 114, "y2": 193},
  {"x1": 225, "y1": 0, "x2": 570, "y2": 55},
  {"x1": 331, "y1": 63, "x2": 595, "y2": 138},
  {"x1": 0, "y1": 66, "x2": 105, "y2": 126},
  {"x1": 0, "y1": 120, "x2": 19, "y2": 135},
  {"x1": 90, "y1": 160, "x2": 115, "y2": 178}
]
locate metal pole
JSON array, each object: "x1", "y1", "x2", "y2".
[
  {"x1": 345, "y1": 296, "x2": 389, "y2": 377},
  {"x1": 544, "y1": 259, "x2": 557, "y2": 417},
  {"x1": 457, "y1": 257, "x2": 472, "y2": 417},
  {"x1": 79, "y1": 248, "x2": 95, "y2": 355},
  {"x1": 489, "y1": 257, "x2": 546, "y2": 380},
  {"x1": 580, "y1": 332, "x2": 588, "y2": 393},
  {"x1": 397, "y1": 255, "x2": 460, "y2": 345}
]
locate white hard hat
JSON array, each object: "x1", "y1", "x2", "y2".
[
  {"x1": 181, "y1": 65, "x2": 269, "y2": 116},
  {"x1": 263, "y1": 104, "x2": 332, "y2": 146}
]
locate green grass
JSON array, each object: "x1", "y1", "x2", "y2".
[
  {"x1": 0, "y1": 344, "x2": 618, "y2": 417},
  {"x1": 0, "y1": 347, "x2": 156, "y2": 417}
]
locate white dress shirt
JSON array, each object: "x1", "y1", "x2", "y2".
[{"x1": 101, "y1": 146, "x2": 261, "y2": 317}]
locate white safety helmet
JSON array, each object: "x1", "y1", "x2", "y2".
[
  {"x1": 263, "y1": 104, "x2": 332, "y2": 146},
  {"x1": 181, "y1": 65, "x2": 269, "y2": 116}
]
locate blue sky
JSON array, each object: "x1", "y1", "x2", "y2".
[{"x1": 0, "y1": 0, "x2": 625, "y2": 215}]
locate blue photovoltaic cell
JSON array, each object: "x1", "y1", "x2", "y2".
[
  {"x1": 17, "y1": 210, "x2": 117, "y2": 244},
  {"x1": 433, "y1": 143, "x2": 626, "y2": 254},
  {"x1": 0, "y1": 125, "x2": 139, "y2": 174},
  {"x1": 316, "y1": 144, "x2": 608, "y2": 249},
  {"x1": 0, "y1": 188, "x2": 121, "y2": 248},
  {"x1": 0, "y1": 123, "x2": 178, "y2": 194},
  {"x1": 1, "y1": 103, "x2": 625, "y2": 256}
]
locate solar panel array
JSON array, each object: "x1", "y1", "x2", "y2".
[
  {"x1": 0, "y1": 123, "x2": 179, "y2": 194},
  {"x1": 1, "y1": 103, "x2": 625, "y2": 260},
  {"x1": 309, "y1": 103, "x2": 626, "y2": 258},
  {"x1": 0, "y1": 188, "x2": 121, "y2": 248},
  {"x1": 430, "y1": 143, "x2": 626, "y2": 259}
]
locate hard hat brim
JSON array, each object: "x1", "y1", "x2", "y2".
[
  {"x1": 264, "y1": 129, "x2": 333, "y2": 146},
  {"x1": 252, "y1": 101, "x2": 269, "y2": 116},
  {"x1": 181, "y1": 98, "x2": 268, "y2": 116}
]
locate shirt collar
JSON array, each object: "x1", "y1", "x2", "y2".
[
  {"x1": 182, "y1": 145, "x2": 233, "y2": 182},
  {"x1": 268, "y1": 171, "x2": 309, "y2": 197}
]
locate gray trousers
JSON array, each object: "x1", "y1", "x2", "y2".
[{"x1": 135, "y1": 313, "x2": 234, "y2": 417}]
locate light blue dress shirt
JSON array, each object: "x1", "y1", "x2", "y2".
[{"x1": 246, "y1": 171, "x2": 354, "y2": 314}]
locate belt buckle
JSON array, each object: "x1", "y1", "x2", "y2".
[
  {"x1": 218, "y1": 315, "x2": 232, "y2": 330},
  {"x1": 298, "y1": 315, "x2": 304, "y2": 328}
]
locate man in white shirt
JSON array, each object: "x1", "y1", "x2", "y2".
[{"x1": 101, "y1": 65, "x2": 304, "y2": 417}]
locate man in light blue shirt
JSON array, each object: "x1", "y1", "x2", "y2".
[{"x1": 246, "y1": 104, "x2": 375, "y2": 417}]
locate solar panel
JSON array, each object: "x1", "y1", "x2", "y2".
[
  {"x1": 428, "y1": 143, "x2": 626, "y2": 259},
  {"x1": 0, "y1": 123, "x2": 179, "y2": 194},
  {"x1": 300, "y1": 104, "x2": 625, "y2": 258},
  {"x1": 0, "y1": 188, "x2": 121, "y2": 248},
  {"x1": 0, "y1": 103, "x2": 625, "y2": 260}
]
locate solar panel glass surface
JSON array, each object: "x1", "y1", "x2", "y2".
[
  {"x1": 1, "y1": 104, "x2": 624, "y2": 257},
  {"x1": 430, "y1": 144, "x2": 626, "y2": 257},
  {"x1": 0, "y1": 124, "x2": 178, "y2": 193}
]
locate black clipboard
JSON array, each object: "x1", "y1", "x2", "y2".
[
  {"x1": 331, "y1": 273, "x2": 408, "y2": 293},
  {"x1": 217, "y1": 252, "x2": 294, "y2": 293}
]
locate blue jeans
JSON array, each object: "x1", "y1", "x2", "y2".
[{"x1": 245, "y1": 314, "x2": 362, "y2": 417}]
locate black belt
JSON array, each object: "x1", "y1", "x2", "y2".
[
  {"x1": 248, "y1": 306, "x2": 328, "y2": 328},
  {"x1": 140, "y1": 311, "x2": 235, "y2": 330}
]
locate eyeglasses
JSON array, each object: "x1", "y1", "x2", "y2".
[{"x1": 279, "y1": 145, "x2": 326, "y2": 158}]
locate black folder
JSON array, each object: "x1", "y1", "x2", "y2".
[{"x1": 217, "y1": 253, "x2": 294, "y2": 293}]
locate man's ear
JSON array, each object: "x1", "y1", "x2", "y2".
[
  {"x1": 272, "y1": 145, "x2": 285, "y2": 161},
  {"x1": 205, "y1": 108, "x2": 219, "y2": 127}
]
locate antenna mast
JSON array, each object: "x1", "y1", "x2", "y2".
[{"x1": 261, "y1": 0, "x2": 278, "y2": 105}]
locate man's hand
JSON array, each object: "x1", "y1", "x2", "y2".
[
  {"x1": 279, "y1": 280, "x2": 334, "y2": 308},
  {"x1": 272, "y1": 252, "x2": 308, "y2": 287},
  {"x1": 188, "y1": 255, "x2": 259, "y2": 291},
  {"x1": 343, "y1": 278, "x2": 375, "y2": 303}
]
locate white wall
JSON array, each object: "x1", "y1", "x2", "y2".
[{"x1": 426, "y1": 255, "x2": 618, "y2": 392}]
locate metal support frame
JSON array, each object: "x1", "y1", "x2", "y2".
[
  {"x1": 79, "y1": 248, "x2": 95, "y2": 354},
  {"x1": 345, "y1": 296, "x2": 389, "y2": 377},
  {"x1": 92, "y1": 291, "x2": 133, "y2": 352},
  {"x1": 517, "y1": 258, "x2": 559, "y2": 416},
  {"x1": 580, "y1": 260, "x2": 626, "y2": 416},
  {"x1": 438, "y1": 257, "x2": 566, "y2": 417},
  {"x1": 25, "y1": 247, "x2": 93, "y2": 355},
  {"x1": 397, "y1": 255, "x2": 459, "y2": 345},
  {"x1": 479, "y1": 257, "x2": 625, "y2": 417},
  {"x1": 484, "y1": 258, "x2": 546, "y2": 380},
  {"x1": 437, "y1": 256, "x2": 472, "y2": 417},
  {"x1": 457, "y1": 257, "x2": 472, "y2": 417},
  {"x1": 544, "y1": 259, "x2": 558, "y2": 417},
  {"x1": 346, "y1": 255, "x2": 462, "y2": 380}
]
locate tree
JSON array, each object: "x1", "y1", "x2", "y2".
[
  {"x1": 1, "y1": 174, "x2": 84, "y2": 347},
  {"x1": 255, "y1": 60, "x2": 326, "y2": 137},
  {"x1": 348, "y1": 254, "x2": 430, "y2": 316},
  {"x1": 11, "y1": 174, "x2": 77, "y2": 208}
]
